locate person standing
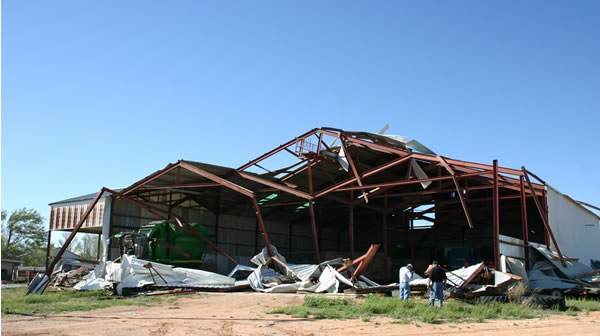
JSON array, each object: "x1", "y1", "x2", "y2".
[
  {"x1": 398, "y1": 263, "x2": 414, "y2": 300},
  {"x1": 427, "y1": 261, "x2": 447, "y2": 307}
]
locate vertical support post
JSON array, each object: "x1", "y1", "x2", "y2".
[
  {"x1": 254, "y1": 218, "x2": 259, "y2": 254},
  {"x1": 108, "y1": 197, "x2": 115, "y2": 261},
  {"x1": 96, "y1": 232, "x2": 102, "y2": 260},
  {"x1": 519, "y1": 176, "x2": 530, "y2": 269},
  {"x1": 493, "y1": 160, "x2": 500, "y2": 269},
  {"x1": 349, "y1": 206, "x2": 355, "y2": 259},
  {"x1": 542, "y1": 192, "x2": 550, "y2": 248},
  {"x1": 215, "y1": 213, "x2": 220, "y2": 247},
  {"x1": 307, "y1": 157, "x2": 320, "y2": 262},
  {"x1": 383, "y1": 191, "x2": 389, "y2": 283},
  {"x1": 251, "y1": 197, "x2": 275, "y2": 259},
  {"x1": 288, "y1": 222, "x2": 294, "y2": 259},
  {"x1": 45, "y1": 230, "x2": 52, "y2": 271},
  {"x1": 308, "y1": 203, "x2": 321, "y2": 263}
]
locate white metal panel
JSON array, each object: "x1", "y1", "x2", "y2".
[
  {"x1": 499, "y1": 234, "x2": 525, "y2": 259},
  {"x1": 547, "y1": 186, "x2": 600, "y2": 267}
]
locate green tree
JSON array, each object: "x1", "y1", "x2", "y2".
[
  {"x1": 1, "y1": 208, "x2": 46, "y2": 265},
  {"x1": 74, "y1": 234, "x2": 102, "y2": 260}
]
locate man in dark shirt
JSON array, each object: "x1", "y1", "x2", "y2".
[{"x1": 427, "y1": 260, "x2": 447, "y2": 307}]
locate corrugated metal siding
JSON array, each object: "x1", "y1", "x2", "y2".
[
  {"x1": 499, "y1": 234, "x2": 526, "y2": 259},
  {"x1": 49, "y1": 199, "x2": 106, "y2": 230}
]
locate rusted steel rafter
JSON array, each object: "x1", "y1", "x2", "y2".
[
  {"x1": 119, "y1": 163, "x2": 179, "y2": 197},
  {"x1": 237, "y1": 128, "x2": 320, "y2": 171},
  {"x1": 522, "y1": 167, "x2": 566, "y2": 267},
  {"x1": 493, "y1": 160, "x2": 500, "y2": 269},
  {"x1": 438, "y1": 156, "x2": 474, "y2": 229},
  {"x1": 179, "y1": 161, "x2": 254, "y2": 198},
  {"x1": 140, "y1": 183, "x2": 222, "y2": 190},
  {"x1": 238, "y1": 171, "x2": 313, "y2": 200},
  {"x1": 323, "y1": 194, "x2": 386, "y2": 213},
  {"x1": 452, "y1": 165, "x2": 544, "y2": 192},
  {"x1": 341, "y1": 135, "x2": 525, "y2": 177},
  {"x1": 339, "y1": 136, "x2": 369, "y2": 203},
  {"x1": 577, "y1": 201, "x2": 600, "y2": 212},
  {"x1": 280, "y1": 158, "x2": 313, "y2": 182}
]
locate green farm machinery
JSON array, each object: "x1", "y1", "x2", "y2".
[{"x1": 113, "y1": 221, "x2": 211, "y2": 269}]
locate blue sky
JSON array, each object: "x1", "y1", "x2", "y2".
[{"x1": 2, "y1": 0, "x2": 600, "y2": 226}]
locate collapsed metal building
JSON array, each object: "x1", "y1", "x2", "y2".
[{"x1": 45, "y1": 127, "x2": 600, "y2": 283}]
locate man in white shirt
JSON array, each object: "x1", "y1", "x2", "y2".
[{"x1": 398, "y1": 263, "x2": 414, "y2": 300}]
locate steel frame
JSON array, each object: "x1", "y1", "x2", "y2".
[{"x1": 44, "y1": 127, "x2": 568, "y2": 292}]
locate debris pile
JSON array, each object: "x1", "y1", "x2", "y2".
[{"x1": 37, "y1": 241, "x2": 600, "y2": 306}]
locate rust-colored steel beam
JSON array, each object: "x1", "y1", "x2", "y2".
[
  {"x1": 342, "y1": 135, "x2": 525, "y2": 176},
  {"x1": 34, "y1": 188, "x2": 106, "y2": 293},
  {"x1": 577, "y1": 200, "x2": 600, "y2": 212},
  {"x1": 280, "y1": 158, "x2": 314, "y2": 182},
  {"x1": 139, "y1": 183, "x2": 222, "y2": 190},
  {"x1": 179, "y1": 161, "x2": 254, "y2": 198},
  {"x1": 324, "y1": 194, "x2": 386, "y2": 213},
  {"x1": 522, "y1": 167, "x2": 567, "y2": 267},
  {"x1": 237, "y1": 128, "x2": 320, "y2": 171},
  {"x1": 452, "y1": 165, "x2": 544, "y2": 192},
  {"x1": 438, "y1": 156, "x2": 473, "y2": 228},
  {"x1": 238, "y1": 171, "x2": 313, "y2": 200},
  {"x1": 150, "y1": 237, "x2": 191, "y2": 259},
  {"x1": 307, "y1": 159, "x2": 320, "y2": 263},
  {"x1": 119, "y1": 163, "x2": 179, "y2": 196},
  {"x1": 493, "y1": 160, "x2": 500, "y2": 269},
  {"x1": 339, "y1": 137, "x2": 369, "y2": 203},
  {"x1": 251, "y1": 197, "x2": 276, "y2": 260},
  {"x1": 343, "y1": 135, "x2": 409, "y2": 155},
  {"x1": 351, "y1": 244, "x2": 380, "y2": 282},
  {"x1": 520, "y1": 176, "x2": 530, "y2": 268},
  {"x1": 308, "y1": 203, "x2": 321, "y2": 263}
]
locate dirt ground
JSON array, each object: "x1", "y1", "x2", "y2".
[{"x1": 2, "y1": 292, "x2": 600, "y2": 336}]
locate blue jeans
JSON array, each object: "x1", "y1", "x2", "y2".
[
  {"x1": 399, "y1": 282, "x2": 410, "y2": 300},
  {"x1": 429, "y1": 282, "x2": 444, "y2": 307}
]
